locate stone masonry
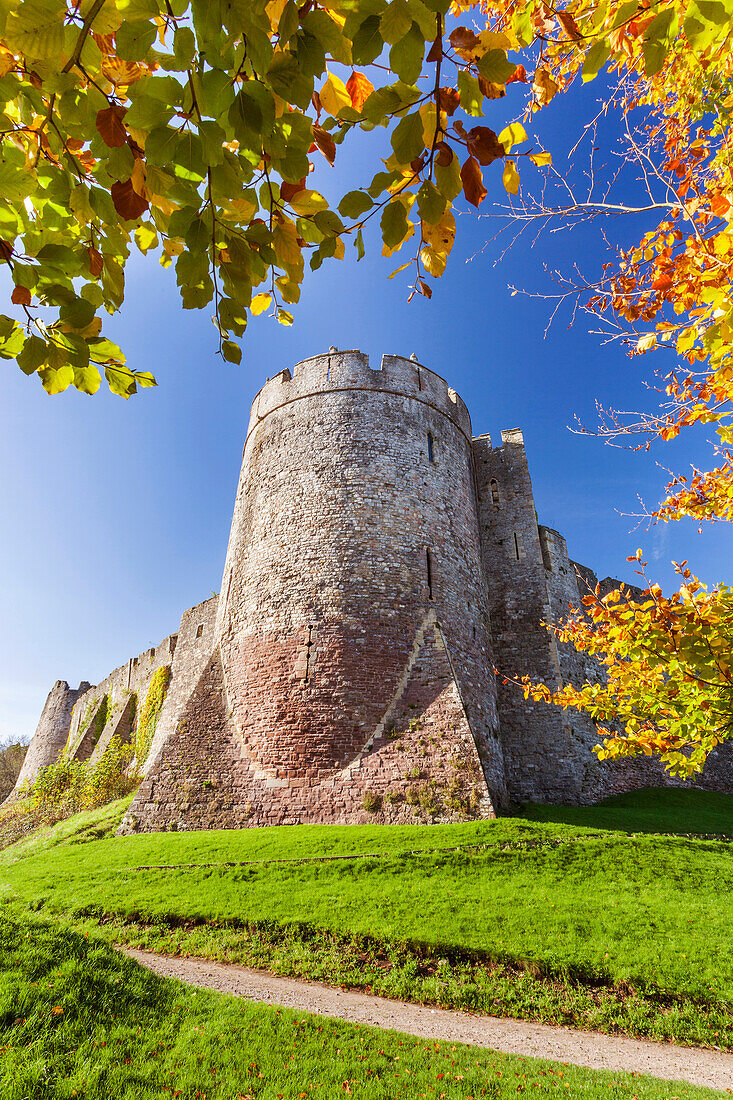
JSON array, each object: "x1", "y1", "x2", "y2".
[{"x1": 8, "y1": 350, "x2": 732, "y2": 824}]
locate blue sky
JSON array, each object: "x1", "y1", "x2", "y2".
[{"x1": 1, "y1": 72, "x2": 730, "y2": 741}]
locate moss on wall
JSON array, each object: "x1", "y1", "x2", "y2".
[{"x1": 134, "y1": 666, "x2": 171, "y2": 767}]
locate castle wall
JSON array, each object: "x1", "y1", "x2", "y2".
[
  {"x1": 122, "y1": 613, "x2": 494, "y2": 832},
  {"x1": 143, "y1": 596, "x2": 219, "y2": 771},
  {"x1": 473, "y1": 430, "x2": 587, "y2": 801},
  {"x1": 125, "y1": 350, "x2": 505, "y2": 832},
  {"x1": 4, "y1": 679, "x2": 90, "y2": 802},
  {"x1": 65, "y1": 633, "x2": 178, "y2": 766},
  {"x1": 11, "y1": 349, "x2": 733, "y2": 823}
]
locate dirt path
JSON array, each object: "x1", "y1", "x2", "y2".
[{"x1": 125, "y1": 949, "x2": 732, "y2": 1092}]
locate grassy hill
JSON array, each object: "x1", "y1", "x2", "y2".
[
  {"x1": 1, "y1": 909, "x2": 724, "y2": 1100},
  {"x1": 1, "y1": 788, "x2": 731, "y2": 1054}
]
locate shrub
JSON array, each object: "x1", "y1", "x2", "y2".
[
  {"x1": 361, "y1": 790, "x2": 382, "y2": 813},
  {"x1": 0, "y1": 736, "x2": 136, "y2": 850}
]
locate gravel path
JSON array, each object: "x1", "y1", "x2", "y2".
[{"x1": 125, "y1": 948, "x2": 732, "y2": 1092}]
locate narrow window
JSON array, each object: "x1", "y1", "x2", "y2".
[
  {"x1": 490, "y1": 478, "x2": 500, "y2": 506},
  {"x1": 417, "y1": 367, "x2": 422, "y2": 391},
  {"x1": 426, "y1": 549, "x2": 434, "y2": 600},
  {"x1": 513, "y1": 532, "x2": 521, "y2": 561},
  {"x1": 427, "y1": 432, "x2": 434, "y2": 463},
  {"x1": 196, "y1": 623, "x2": 204, "y2": 639}
]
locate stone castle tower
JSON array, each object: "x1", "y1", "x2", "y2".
[{"x1": 8, "y1": 351, "x2": 733, "y2": 826}]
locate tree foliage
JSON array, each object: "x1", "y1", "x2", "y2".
[{"x1": 2, "y1": 0, "x2": 733, "y2": 770}]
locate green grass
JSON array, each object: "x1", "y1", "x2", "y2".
[
  {"x1": 522, "y1": 788, "x2": 733, "y2": 837},
  {"x1": 0, "y1": 909, "x2": 727, "y2": 1100},
  {"x1": 1, "y1": 790, "x2": 732, "y2": 1051}
]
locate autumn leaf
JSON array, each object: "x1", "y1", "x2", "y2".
[
  {"x1": 313, "y1": 125, "x2": 336, "y2": 166},
  {"x1": 96, "y1": 105, "x2": 128, "y2": 148},
  {"x1": 111, "y1": 178, "x2": 149, "y2": 221},
  {"x1": 557, "y1": 11, "x2": 583, "y2": 40},
  {"x1": 346, "y1": 70, "x2": 374, "y2": 112},
  {"x1": 460, "y1": 156, "x2": 486, "y2": 207},
  {"x1": 502, "y1": 159, "x2": 520, "y2": 194},
  {"x1": 320, "y1": 72, "x2": 351, "y2": 116},
  {"x1": 532, "y1": 68, "x2": 559, "y2": 106},
  {"x1": 467, "y1": 126, "x2": 505, "y2": 165},
  {"x1": 11, "y1": 285, "x2": 31, "y2": 306},
  {"x1": 438, "y1": 87, "x2": 460, "y2": 115}
]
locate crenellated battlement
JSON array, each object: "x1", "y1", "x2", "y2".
[{"x1": 246, "y1": 350, "x2": 472, "y2": 440}]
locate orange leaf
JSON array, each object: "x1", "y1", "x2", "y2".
[
  {"x1": 280, "y1": 177, "x2": 306, "y2": 202},
  {"x1": 460, "y1": 155, "x2": 486, "y2": 207},
  {"x1": 438, "y1": 87, "x2": 460, "y2": 115},
  {"x1": 111, "y1": 178, "x2": 149, "y2": 221},
  {"x1": 88, "y1": 246, "x2": 104, "y2": 278},
  {"x1": 96, "y1": 105, "x2": 128, "y2": 148},
  {"x1": 312, "y1": 124, "x2": 336, "y2": 166},
  {"x1": 466, "y1": 125, "x2": 505, "y2": 166},
  {"x1": 506, "y1": 64, "x2": 527, "y2": 84},
  {"x1": 11, "y1": 285, "x2": 31, "y2": 306},
  {"x1": 557, "y1": 11, "x2": 582, "y2": 40},
  {"x1": 346, "y1": 70, "x2": 374, "y2": 112}
]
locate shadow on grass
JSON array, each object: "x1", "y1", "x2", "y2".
[{"x1": 517, "y1": 788, "x2": 733, "y2": 838}]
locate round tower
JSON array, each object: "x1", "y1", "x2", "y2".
[{"x1": 215, "y1": 350, "x2": 506, "y2": 808}]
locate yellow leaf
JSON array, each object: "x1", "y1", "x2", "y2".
[
  {"x1": 333, "y1": 236, "x2": 345, "y2": 260},
  {"x1": 251, "y1": 293, "x2": 271, "y2": 315},
  {"x1": 388, "y1": 261, "x2": 413, "y2": 279},
  {"x1": 502, "y1": 159, "x2": 520, "y2": 195},
  {"x1": 529, "y1": 149, "x2": 552, "y2": 167},
  {"x1": 130, "y1": 157, "x2": 146, "y2": 197},
  {"x1": 636, "y1": 333, "x2": 657, "y2": 353},
  {"x1": 497, "y1": 122, "x2": 527, "y2": 151},
  {"x1": 419, "y1": 102, "x2": 446, "y2": 151},
  {"x1": 420, "y1": 246, "x2": 447, "y2": 277},
  {"x1": 422, "y1": 209, "x2": 455, "y2": 256},
  {"x1": 289, "y1": 189, "x2": 328, "y2": 215},
  {"x1": 319, "y1": 71, "x2": 351, "y2": 117},
  {"x1": 532, "y1": 68, "x2": 558, "y2": 107},
  {"x1": 277, "y1": 308, "x2": 294, "y2": 325},
  {"x1": 273, "y1": 218, "x2": 300, "y2": 265}
]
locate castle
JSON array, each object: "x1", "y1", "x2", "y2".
[{"x1": 9, "y1": 351, "x2": 733, "y2": 827}]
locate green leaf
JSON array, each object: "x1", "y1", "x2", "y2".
[
  {"x1": 59, "y1": 296, "x2": 96, "y2": 330},
  {"x1": 582, "y1": 39, "x2": 611, "y2": 83},
  {"x1": 173, "y1": 25, "x2": 196, "y2": 67},
  {"x1": 417, "y1": 180, "x2": 446, "y2": 225},
  {"x1": 389, "y1": 23, "x2": 425, "y2": 84},
  {"x1": 642, "y1": 8, "x2": 677, "y2": 76},
  {"x1": 352, "y1": 14, "x2": 383, "y2": 65},
  {"x1": 381, "y1": 200, "x2": 409, "y2": 248},
  {"x1": 124, "y1": 94, "x2": 174, "y2": 131},
  {"x1": 116, "y1": 19, "x2": 157, "y2": 62},
  {"x1": 38, "y1": 365, "x2": 74, "y2": 394},
  {"x1": 198, "y1": 120, "x2": 227, "y2": 167},
  {"x1": 381, "y1": 0, "x2": 412, "y2": 45},
  {"x1": 73, "y1": 365, "x2": 102, "y2": 394},
  {"x1": 354, "y1": 227, "x2": 365, "y2": 260},
  {"x1": 338, "y1": 190, "x2": 373, "y2": 219},
  {"x1": 456, "y1": 70, "x2": 483, "y2": 116},
  {"x1": 17, "y1": 334, "x2": 47, "y2": 375},
  {"x1": 391, "y1": 111, "x2": 424, "y2": 165},
  {"x1": 434, "y1": 151, "x2": 462, "y2": 200},
  {"x1": 222, "y1": 339, "x2": 242, "y2": 363},
  {"x1": 477, "y1": 49, "x2": 516, "y2": 84}
]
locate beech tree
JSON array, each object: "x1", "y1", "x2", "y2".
[{"x1": 1, "y1": 0, "x2": 732, "y2": 772}]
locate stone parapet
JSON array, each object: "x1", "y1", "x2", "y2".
[{"x1": 246, "y1": 351, "x2": 472, "y2": 441}]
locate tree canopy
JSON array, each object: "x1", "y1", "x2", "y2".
[{"x1": 2, "y1": 0, "x2": 733, "y2": 774}]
